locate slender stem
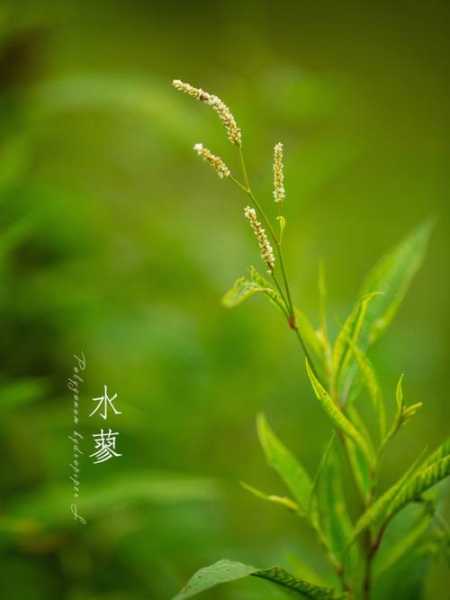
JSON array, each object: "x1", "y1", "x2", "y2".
[
  {"x1": 237, "y1": 145, "x2": 354, "y2": 591},
  {"x1": 254, "y1": 161, "x2": 380, "y2": 599},
  {"x1": 226, "y1": 139, "x2": 384, "y2": 598},
  {"x1": 239, "y1": 145, "x2": 251, "y2": 191},
  {"x1": 237, "y1": 145, "x2": 322, "y2": 383},
  {"x1": 363, "y1": 549, "x2": 374, "y2": 600},
  {"x1": 239, "y1": 147, "x2": 295, "y2": 321},
  {"x1": 363, "y1": 524, "x2": 386, "y2": 600},
  {"x1": 293, "y1": 327, "x2": 317, "y2": 376},
  {"x1": 229, "y1": 175, "x2": 249, "y2": 194},
  {"x1": 229, "y1": 172, "x2": 292, "y2": 320},
  {"x1": 271, "y1": 272, "x2": 290, "y2": 318}
]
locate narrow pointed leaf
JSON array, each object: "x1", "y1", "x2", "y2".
[
  {"x1": 395, "y1": 374, "x2": 404, "y2": 415},
  {"x1": 387, "y1": 455, "x2": 450, "y2": 518},
  {"x1": 332, "y1": 305, "x2": 358, "y2": 378},
  {"x1": 349, "y1": 454, "x2": 423, "y2": 545},
  {"x1": 420, "y1": 436, "x2": 450, "y2": 470},
  {"x1": 358, "y1": 220, "x2": 433, "y2": 347},
  {"x1": 173, "y1": 559, "x2": 347, "y2": 600},
  {"x1": 222, "y1": 274, "x2": 284, "y2": 312},
  {"x1": 333, "y1": 293, "x2": 380, "y2": 379},
  {"x1": 307, "y1": 433, "x2": 336, "y2": 517},
  {"x1": 382, "y1": 375, "x2": 405, "y2": 448},
  {"x1": 344, "y1": 437, "x2": 371, "y2": 504},
  {"x1": 255, "y1": 566, "x2": 347, "y2": 599},
  {"x1": 305, "y1": 360, "x2": 374, "y2": 469},
  {"x1": 294, "y1": 307, "x2": 325, "y2": 370},
  {"x1": 173, "y1": 560, "x2": 255, "y2": 599},
  {"x1": 346, "y1": 341, "x2": 386, "y2": 440},
  {"x1": 318, "y1": 446, "x2": 358, "y2": 567},
  {"x1": 343, "y1": 408, "x2": 375, "y2": 503},
  {"x1": 347, "y1": 405, "x2": 375, "y2": 456},
  {"x1": 374, "y1": 508, "x2": 431, "y2": 578},
  {"x1": 241, "y1": 482, "x2": 299, "y2": 512},
  {"x1": 257, "y1": 414, "x2": 312, "y2": 514}
]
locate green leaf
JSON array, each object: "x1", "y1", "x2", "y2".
[
  {"x1": 173, "y1": 560, "x2": 256, "y2": 599},
  {"x1": 257, "y1": 414, "x2": 312, "y2": 515},
  {"x1": 222, "y1": 276, "x2": 272, "y2": 308},
  {"x1": 387, "y1": 455, "x2": 450, "y2": 518},
  {"x1": 294, "y1": 307, "x2": 326, "y2": 372},
  {"x1": 343, "y1": 407, "x2": 375, "y2": 503},
  {"x1": 381, "y1": 375, "x2": 404, "y2": 448},
  {"x1": 173, "y1": 559, "x2": 347, "y2": 600},
  {"x1": 222, "y1": 268, "x2": 286, "y2": 313},
  {"x1": 305, "y1": 360, "x2": 374, "y2": 470},
  {"x1": 255, "y1": 566, "x2": 347, "y2": 599},
  {"x1": 374, "y1": 506, "x2": 432, "y2": 578},
  {"x1": 358, "y1": 220, "x2": 433, "y2": 347},
  {"x1": 349, "y1": 455, "x2": 423, "y2": 545},
  {"x1": 347, "y1": 405, "x2": 375, "y2": 455},
  {"x1": 420, "y1": 436, "x2": 450, "y2": 470},
  {"x1": 344, "y1": 437, "x2": 371, "y2": 504},
  {"x1": 307, "y1": 433, "x2": 336, "y2": 517},
  {"x1": 318, "y1": 445, "x2": 357, "y2": 566},
  {"x1": 382, "y1": 376, "x2": 423, "y2": 450},
  {"x1": 333, "y1": 293, "x2": 380, "y2": 381},
  {"x1": 241, "y1": 481, "x2": 299, "y2": 512},
  {"x1": 393, "y1": 373, "x2": 405, "y2": 430},
  {"x1": 345, "y1": 341, "x2": 386, "y2": 441}
]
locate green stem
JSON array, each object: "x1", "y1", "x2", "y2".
[
  {"x1": 229, "y1": 174, "x2": 249, "y2": 194},
  {"x1": 229, "y1": 172, "x2": 291, "y2": 321},
  {"x1": 237, "y1": 145, "x2": 322, "y2": 383},
  {"x1": 363, "y1": 524, "x2": 386, "y2": 600},
  {"x1": 239, "y1": 145, "x2": 379, "y2": 599}
]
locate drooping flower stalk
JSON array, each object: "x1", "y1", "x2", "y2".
[
  {"x1": 244, "y1": 206, "x2": 275, "y2": 273},
  {"x1": 173, "y1": 79, "x2": 241, "y2": 145},
  {"x1": 193, "y1": 143, "x2": 230, "y2": 179}
]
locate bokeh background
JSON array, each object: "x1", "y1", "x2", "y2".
[{"x1": 1, "y1": 1, "x2": 449, "y2": 598}]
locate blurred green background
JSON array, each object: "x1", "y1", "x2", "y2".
[{"x1": 0, "y1": 1, "x2": 449, "y2": 598}]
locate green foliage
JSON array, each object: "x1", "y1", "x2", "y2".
[
  {"x1": 1, "y1": 7, "x2": 449, "y2": 600},
  {"x1": 222, "y1": 267, "x2": 286, "y2": 314},
  {"x1": 173, "y1": 559, "x2": 347, "y2": 600},
  {"x1": 349, "y1": 455, "x2": 424, "y2": 545},
  {"x1": 295, "y1": 307, "x2": 327, "y2": 369},
  {"x1": 357, "y1": 221, "x2": 433, "y2": 348},
  {"x1": 305, "y1": 359, "x2": 374, "y2": 469},
  {"x1": 387, "y1": 456, "x2": 450, "y2": 519},
  {"x1": 172, "y1": 77, "x2": 448, "y2": 600},
  {"x1": 421, "y1": 437, "x2": 450, "y2": 470},
  {"x1": 255, "y1": 567, "x2": 348, "y2": 599},
  {"x1": 344, "y1": 340, "x2": 386, "y2": 441},
  {"x1": 333, "y1": 292, "x2": 380, "y2": 386},
  {"x1": 240, "y1": 481, "x2": 299, "y2": 512},
  {"x1": 256, "y1": 413, "x2": 312, "y2": 516},
  {"x1": 173, "y1": 560, "x2": 257, "y2": 600},
  {"x1": 344, "y1": 436, "x2": 372, "y2": 504},
  {"x1": 317, "y1": 445, "x2": 358, "y2": 568},
  {"x1": 380, "y1": 375, "x2": 424, "y2": 454},
  {"x1": 374, "y1": 505, "x2": 432, "y2": 578}
]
